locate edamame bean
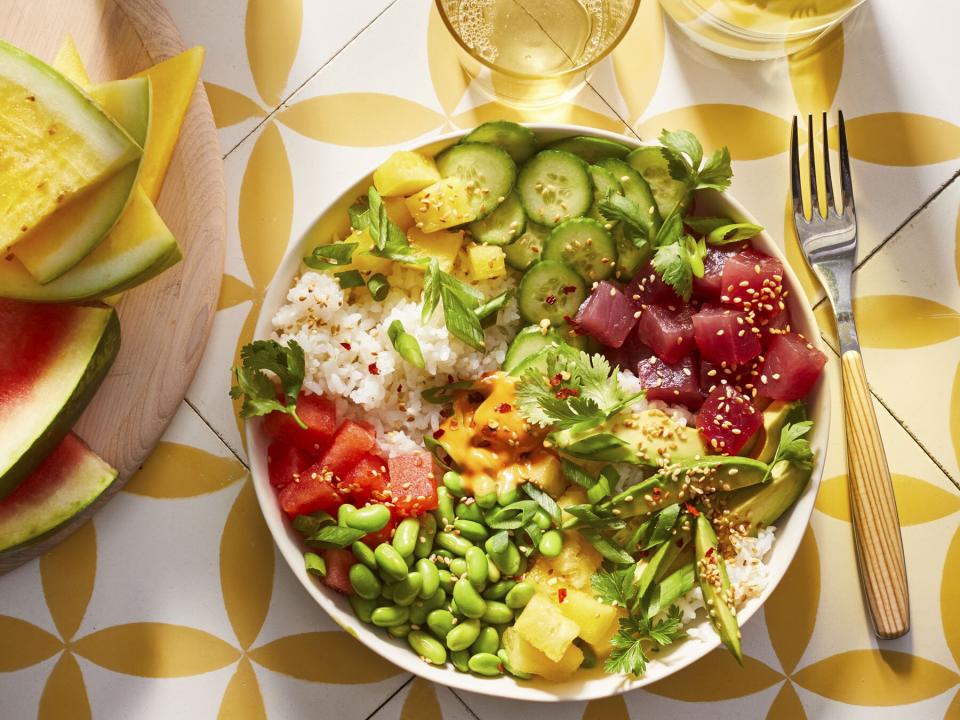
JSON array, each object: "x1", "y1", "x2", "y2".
[
  {"x1": 475, "y1": 491, "x2": 497, "y2": 509},
  {"x1": 455, "y1": 500, "x2": 483, "y2": 524},
  {"x1": 485, "y1": 536, "x2": 521, "y2": 576},
  {"x1": 408, "y1": 630, "x2": 447, "y2": 666},
  {"x1": 436, "y1": 531, "x2": 474, "y2": 557},
  {"x1": 381, "y1": 581, "x2": 395, "y2": 601},
  {"x1": 423, "y1": 588, "x2": 446, "y2": 611},
  {"x1": 337, "y1": 503, "x2": 357, "y2": 527},
  {"x1": 497, "y1": 485, "x2": 519, "y2": 506},
  {"x1": 345, "y1": 504, "x2": 390, "y2": 533},
  {"x1": 482, "y1": 580, "x2": 516, "y2": 600},
  {"x1": 426, "y1": 609, "x2": 457, "y2": 639},
  {"x1": 481, "y1": 601, "x2": 513, "y2": 625},
  {"x1": 454, "y1": 519, "x2": 489, "y2": 544},
  {"x1": 516, "y1": 555, "x2": 529, "y2": 576},
  {"x1": 532, "y1": 507, "x2": 552, "y2": 530},
  {"x1": 371, "y1": 605, "x2": 410, "y2": 628},
  {"x1": 409, "y1": 600, "x2": 430, "y2": 626},
  {"x1": 453, "y1": 578, "x2": 487, "y2": 619},
  {"x1": 388, "y1": 623, "x2": 411, "y2": 639},
  {"x1": 486, "y1": 557, "x2": 501, "y2": 584},
  {"x1": 351, "y1": 541, "x2": 377, "y2": 570},
  {"x1": 445, "y1": 618, "x2": 481, "y2": 651},
  {"x1": 392, "y1": 517, "x2": 420, "y2": 557},
  {"x1": 451, "y1": 650, "x2": 470, "y2": 673},
  {"x1": 498, "y1": 649, "x2": 532, "y2": 679},
  {"x1": 349, "y1": 563, "x2": 382, "y2": 600},
  {"x1": 375, "y1": 543, "x2": 409, "y2": 582},
  {"x1": 438, "y1": 569, "x2": 454, "y2": 594},
  {"x1": 468, "y1": 652, "x2": 503, "y2": 676},
  {"x1": 465, "y1": 546, "x2": 488, "y2": 590},
  {"x1": 349, "y1": 595, "x2": 377, "y2": 624},
  {"x1": 432, "y1": 549, "x2": 454, "y2": 564},
  {"x1": 448, "y1": 599, "x2": 459, "y2": 616},
  {"x1": 505, "y1": 581, "x2": 535, "y2": 609},
  {"x1": 538, "y1": 530, "x2": 563, "y2": 558},
  {"x1": 436, "y1": 486, "x2": 456, "y2": 526},
  {"x1": 471, "y1": 626, "x2": 500, "y2": 656},
  {"x1": 415, "y1": 558, "x2": 440, "y2": 599},
  {"x1": 442, "y1": 471, "x2": 466, "y2": 497},
  {"x1": 449, "y1": 557, "x2": 468, "y2": 577},
  {"x1": 393, "y1": 572, "x2": 423, "y2": 606},
  {"x1": 414, "y1": 514, "x2": 437, "y2": 559}
]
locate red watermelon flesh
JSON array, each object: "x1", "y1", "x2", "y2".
[
  {"x1": 322, "y1": 548, "x2": 356, "y2": 595},
  {"x1": 267, "y1": 440, "x2": 312, "y2": 489},
  {"x1": 317, "y1": 420, "x2": 377, "y2": 479},
  {"x1": 262, "y1": 391, "x2": 337, "y2": 453},
  {"x1": 388, "y1": 453, "x2": 438, "y2": 517}
]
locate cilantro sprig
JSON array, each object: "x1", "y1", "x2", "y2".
[
  {"x1": 230, "y1": 339, "x2": 307, "y2": 428},
  {"x1": 659, "y1": 129, "x2": 733, "y2": 193},
  {"x1": 762, "y1": 420, "x2": 814, "y2": 482}
]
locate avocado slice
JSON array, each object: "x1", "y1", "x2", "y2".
[
  {"x1": 723, "y1": 459, "x2": 813, "y2": 536},
  {"x1": 694, "y1": 514, "x2": 743, "y2": 664},
  {"x1": 751, "y1": 401, "x2": 807, "y2": 464}
]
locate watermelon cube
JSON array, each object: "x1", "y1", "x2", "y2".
[
  {"x1": 692, "y1": 305, "x2": 762, "y2": 365},
  {"x1": 337, "y1": 453, "x2": 390, "y2": 506},
  {"x1": 635, "y1": 351, "x2": 703, "y2": 409},
  {"x1": 635, "y1": 304, "x2": 696, "y2": 363},
  {"x1": 624, "y1": 260, "x2": 682, "y2": 307},
  {"x1": 758, "y1": 333, "x2": 827, "y2": 400},
  {"x1": 322, "y1": 548, "x2": 356, "y2": 595},
  {"x1": 318, "y1": 420, "x2": 377, "y2": 479},
  {"x1": 574, "y1": 281, "x2": 640, "y2": 349},
  {"x1": 692, "y1": 243, "x2": 748, "y2": 301},
  {"x1": 696, "y1": 384, "x2": 762, "y2": 455},
  {"x1": 262, "y1": 391, "x2": 337, "y2": 453},
  {"x1": 720, "y1": 248, "x2": 786, "y2": 318},
  {"x1": 267, "y1": 440, "x2": 312, "y2": 489},
  {"x1": 277, "y1": 463, "x2": 344, "y2": 517},
  {"x1": 387, "y1": 453, "x2": 438, "y2": 517}
]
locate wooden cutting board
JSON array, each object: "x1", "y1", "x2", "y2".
[{"x1": 0, "y1": 0, "x2": 226, "y2": 573}]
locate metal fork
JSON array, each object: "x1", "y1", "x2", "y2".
[{"x1": 790, "y1": 113, "x2": 910, "y2": 639}]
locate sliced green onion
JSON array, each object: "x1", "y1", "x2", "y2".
[
  {"x1": 304, "y1": 552, "x2": 327, "y2": 577},
  {"x1": 303, "y1": 241, "x2": 357, "y2": 270},
  {"x1": 474, "y1": 289, "x2": 512, "y2": 327},
  {"x1": 387, "y1": 320, "x2": 425, "y2": 369},
  {"x1": 422, "y1": 380, "x2": 474, "y2": 404},
  {"x1": 335, "y1": 270, "x2": 365, "y2": 288},
  {"x1": 367, "y1": 273, "x2": 390, "y2": 301}
]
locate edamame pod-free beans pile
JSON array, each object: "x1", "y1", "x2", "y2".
[{"x1": 232, "y1": 121, "x2": 827, "y2": 682}]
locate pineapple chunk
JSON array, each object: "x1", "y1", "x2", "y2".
[
  {"x1": 373, "y1": 151, "x2": 441, "y2": 197},
  {"x1": 525, "y1": 531, "x2": 602, "y2": 591},
  {"x1": 467, "y1": 243, "x2": 506, "y2": 280},
  {"x1": 384, "y1": 195, "x2": 414, "y2": 231},
  {"x1": 405, "y1": 227, "x2": 463, "y2": 273},
  {"x1": 516, "y1": 593, "x2": 580, "y2": 661},
  {"x1": 524, "y1": 452, "x2": 566, "y2": 497},
  {"x1": 406, "y1": 177, "x2": 478, "y2": 233},
  {"x1": 558, "y1": 588, "x2": 618, "y2": 645},
  {"x1": 338, "y1": 228, "x2": 391, "y2": 275},
  {"x1": 503, "y1": 626, "x2": 584, "y2": 681},
  {"x1": 587, "y1": 608, "x2": 623, "y2": 659}
]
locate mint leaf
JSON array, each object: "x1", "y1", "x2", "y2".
[
  {"x1": 230, "y1": 339, "x2": 306, "y2": 427},
  {"x1": 303, "y1": 242, "x2": 358, "y2": 270}
]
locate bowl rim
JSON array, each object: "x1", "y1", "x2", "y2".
[{"x1": 245, "y1": 123, "x2": 831, "y2": 702}]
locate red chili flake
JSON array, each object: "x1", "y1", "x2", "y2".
[
  {"x1": 497, "y1": 403, "x2": 512, "y2": 413},
  {"x1": 549, "y1": 373, "x2": 563, "y2": 388},
  {"x1": 562, "y1": 285, "x2": 578, "y2": 294},
  {"x1": 685, "y1": 503, "x2": 700, "y2": 517},
  {"x1": 340, "y1": 342, "x2": 352, "y2": 350},
  {"x1": 439, "y1": 407, "x2": 453, "y2": 418},
  {"x1": 447, "y1": 374, "x2": 455, "y2": 383},
  {"x1": 545, "y1": 294, "x2": 557, "y2": 305},
  {"x1": 432, "y1": 428, "x2": 445, "y2": 439},
  {"x1": 705, "y1": 546, "x2": 714, "y2": 558},
  {"x1": 555, "y1": 387, "x2": 580, "y2": 400},
  {"x1": 468, "y1": 391, "x2": 485, "y2": 404},
  {"x1": 652, "y1": 486, "x2": 662, "y2": 497},
  {"x1": 637, "y1": 549, "x2": 649, "y2": 559},
  {"x1": 368, "y1": 363, "x2": 379, "y2": 375},
  {"x1": 557, "y1": 588, "x2": 567, "y2": 604}
]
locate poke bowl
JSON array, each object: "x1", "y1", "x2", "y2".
[{"x1": 240, "y1": 123, "x2": 830, "y2": 701}]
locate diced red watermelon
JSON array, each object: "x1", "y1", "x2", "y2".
[
  {"x1": 624, "y1": 260, "x2": 682, "y2": 307},
  {"x1": 720, "y1": 248, "x2": 786, "y2": 318},
  {"x1": 696, "y1": 385, "x2": 763, "y2": 455},
  {"x1": 692, "y1": 243, "x2": 748, "y2": 301},
  {"x1": 387, "y1": 453, "x2": 438, "y2": 517},
  {"x1": 692, "y1": 305, "x2": 762, "y2": 365},
  {"x1": 267, "y1": 440, "x2": 312, "y2": 489},
  {"x1": 574, "y1": 280, "x2": 640, "y2": 348},
  {"x1": 635, "y1": 351, "x2": 703, "y2": 409},
  {"x1": 262, "y1": 391, "x2": 337, "y2": 453},
  {"x1": 337, "y1": 453, "x2": 390, "y2": 506},
  {"x1": 322, "y1": 548, "x2": 356, "y2": 595},
  {"x1": 278, "y1": 464, "x2": 344, "y2": 517},
  {"x1": 758, "y1": 333, "x2": 827, "y2": 400},
  {"x1": 635, "y1": 304, "x2": 696, "y2": 363},
  {"x1": 317, "y1": 420, "x2": 377, "y2": 478}
]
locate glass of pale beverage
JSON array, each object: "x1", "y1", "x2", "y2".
[
  {"x1": 436, "y1": 0, "x2": 641, "y2": 107},
  {"x1": 658, "y1": 0, "x2": 867, "y2": 60}
]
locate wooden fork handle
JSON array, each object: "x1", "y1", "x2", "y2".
[{"x1": 841, "y1": 350, "x2": 910, "y2": 638}]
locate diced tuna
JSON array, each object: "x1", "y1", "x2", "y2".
[
  {"x1": 692, "y1": 243, "x2": 748, "y2": 302},
  {"x1": 635, "y1": 304, "x2": 696, "y2": 363},
  {"x1": 720, "y1": 248, "x2": 786, "y2": 318},
  {"x1": 758, "y1": 333, "x2": 827, "y2": 400},
  {"x1": 635, "y1": 351, "x2": 703, "y2": 409},
  {"x1": 696, "y1": 384, "x2": 763, "y2": 455},
  {"x1": 624, "y1": 260, "x2": 682, "y2": 307},
  {"x1": 692, "y1": 305, "x2": 762, "y2": 365},
  {"x1": 574, "y1": 281, "x2": 640, "y2": 349},
  {"x1": 756, "y1": 306, "x2": 793, "y2": 348},
  {"x1": 699, "y1": 357, "x2": 762, "y2": 397}
]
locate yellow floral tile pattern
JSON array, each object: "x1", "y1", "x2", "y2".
[{"x1": 2, "y1": 0, "x2": 960, "y2": 718}]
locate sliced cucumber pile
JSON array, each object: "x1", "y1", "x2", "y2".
[
  {"x1": 547, "y1": 136, "x2": 631, "y2": 164},
  {"x1": 517, "y1": 260, "x2": 586, "y2": 326},
  {"x1": 517, "y1": 150, "x2": 593, "y2": 227},
  {"x1": 542, "y1": 217, "x2": 617, "y2": 283},
  {"x1": 463, "y1": 121, "x2": 538, "y2": 164},
  {"x1": 468, "y1": 189, "x2": 525, "y2": 245},
  {"x1": 626, "y1": 146, "x2": 691, "y2": 218},
  {"x1": 505, "y1": 221, "x2": 547, "y2": 271},
  {"x1": 436, "y1": 142, "x2": 516, "y2": 220}
]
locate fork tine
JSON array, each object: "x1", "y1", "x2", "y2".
[
  {"x1": 807, "y1": 114, "x2": 820, "y2": 217},
  {"x1": 838, "y1": 110, "x2": 855, "y2": 212},
  {"x1": 790, "y1": 116, "x2": 805, "y2": 219},
  {"x1": 821, "y1": 112, "x2": 835, "y2": 214}
]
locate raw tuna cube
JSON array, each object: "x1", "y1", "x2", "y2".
[
  {"x1": 624, "y1": 260, "x2": 682, "y2": 307},
  {"x1": 278, "y1": 464, "x2": 344, "y2": 517},
  {"x1": 337, "y1": 453, "x2": 389, "y2": 506},
  {"x1": 635, "y1": 304, "x2": 696, "y2": 363},
  {"x1": 692, "y1": 243, "x2": 748, "y2": 301},
  {"x1": 267, "y1": 440, "x2": 312, "y2": 489},
  {"x1": 692, "y1": 305, "x2": 762, "y2": 365},
  {"x1": 699, "y1": 358, "x2": 762, "y2": 397},
  {"x1": 758, "y1": 333, "x2": 828, "y2": 400},
  {"x1": 756, "y1": 306, "x2": 793, "y2": 348},
  {"x1": 262, "y1": 391, "x2": 337, "y2": 453},
  {"x1": 635, "y1": 352, "x2": 703, "y2": 409},
  {"x1": 322, "y1": 549, "x2": 356, "y2": 595},
  {"x1": 696, "y1": 384, "x2": 762, "y2": 455},
  {"x1": 387, "y1": 452, "x2": 438, "y2": 517},
  {"x1": 318, "y1": 420, "x2": 377, "y2": 478},
  {"x1": 574, "y1": 281, "x2": 640, "y2": 349},
  {"x1": 720, "y1": 248, "x2": 786, "y2": 318}
]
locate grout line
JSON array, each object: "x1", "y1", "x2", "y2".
[
  {"x1": 220, "y1": 0, "x2": 402, "y2": 161},
  {"x1": 448, "y1": 689, "x2": 484, "y2": 720},
  {"x1": 363, "y1": 676, "x2": 414, "y2": 720},
  {"x1": 184, "y1": 398, "x2": 250, "y2": 469}
]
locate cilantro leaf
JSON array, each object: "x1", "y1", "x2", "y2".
[
  {"x1": 303, "y1": 242, "x2": 357, "y2": 270},
  {"x1": 651, "y1": 234, "x2": 707, "y2": 301},
  {"x1": 592, "y1": 566, "x2": 638, "y2": 608},
  {"x1": 763, "y1": 420, "x2": 814, "y2": 481},
  {"x1": 697, "y1": 146, "x2": 733, "y2": 191},
  {"x1": 657, "y1": 128, "x2": 732, "y2": 193},
  {"x1": 598, "y1": 193, "x2": 655, "y2": 239},
  {"x1": 604, "y1": 606, "x2": 686, "y2": 678},
  {"x1": 659, "y1": 129, "x2": 703, "y2": 172},
  {"x1": 230, "y1": 339, "x2": 306, "y2": 428}
]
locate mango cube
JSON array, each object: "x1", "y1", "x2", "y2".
[
  {"x1": 467, "y1": 243, "x2": 506, "y2": 280},
  {"x1": 503, "y1": 626, "x2": 584, "y2": 681},
  {"x1": 406, "y1": 227, "x2": 463, "y2": 273},
  {"x1": 558, "y1": 588, "x2": 619, "y2": 645},
  {"x1": 516, "y1": 593, "x2": 580, "y2": 662},
  {"x1": 373, "y1": 151, "x2": 441, "y2": 197},
  {"x1": 406, "y1": 177, "x2": 478, "y2": 233},
  {"x1": 384, "y1": 195, "x2": 415, "y2": 231}
]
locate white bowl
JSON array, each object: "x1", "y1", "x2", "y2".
[{"x1": 246, "y1": 125, "x2": 831, "y2": 702}]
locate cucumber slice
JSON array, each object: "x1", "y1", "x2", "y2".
[
  {"x1": 588, "y1": 165, "x2": 622, "y2": 222},
  {"x1": 626, "y1": 147, "x2": 691, "y2": 218},
  {"x1": 518, "y1": 150, "x2": 593, "y2": 227},
  {"x1": 542, "y1": 217, "x2": 617, "y2": 283},
  {"x1": 547, "y1": 136, "x2": 631, "y2": 164},
  {"x1": 436, "y1": 142, "x2": 517, "y2": 220},
  {"x1": 463, "y1": 121, "x2": 537, "y2": 164},
  {"x1": 504, "y1": 222, "x2": 547, "y2": 271},
  {"x1": 518, "y1": 260, "x2": 586, "y2": 326},
  {"x1": 468, "y1": 190, "x2": 525, "y2": 245},
  {"x1": 596, "y1": 158, "x2": 660, "y2": 232},
  {"x1": 613, "y1": 223, "x2": 651, "y2": 281},
  {"x1": 504, "y1": 325, "x2": 563, "y2": 374}
]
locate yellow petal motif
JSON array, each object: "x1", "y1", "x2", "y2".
[
  {"x1": 245, "y1": 0, "x2": 303, "y2": 107},
  {"x1": 817, "y1": 473, "x2": 960, "y2": 525},
  {"x1": 205, "y1": 83, "x2": 267, "y2": 129},
  {"x1": 219, "y1": 274, "x2": 258, "y2": 311},
  {"x1": 827, "y1": 113, "x2": 960, "y2": 166},
  {"x1": 766, "y1": 681, "x2": 807, "y2": 720},
  {"x1": 249, "y1": 632, "x2": 402, "y2": 683},
  {"x1": 40, "y1": 520, "x2": 97, "y2": 641},
  {"x1": 853, "y1": 295, "x2": 959, "y2": 348},
  {"x1": 451, "y1": 102, "x2": 625, "y2": 134},
  {"x1": 637, "y1": 105, "x2": 790, "y2": 160},
  {"x1": 218, "y1": 657, "x2": 266, "y2": 720},
  {"x1": 400, "y1": 678, "x2": 442, "y2": 720},
  {"x1": 765, "y1": 528, "x2": 820, "y2": 674},
  {"x1": 582, "y1": 694, "x2": 629, "y2": 720},
  {"x1": 38, "y1": 653, "x2": 90, "y2": 720},
  {"x1": 0, "y1": 616, "x2": 60, "y2": 671},
  {"x1": 788, "y1": 26, "x2": 844, "y2": 115},
  {"x1": 124, "y1": 442, "x2": 247, "y2": 499},
  {"x1": 239, "y1": 123, "x2": 294, "y2": 292},
  {"x1": 73, "y1": 623, "x2": 240, "y2": 677},
  {"x1": 942, "y1": 527, "x2": 960, "y2": 668},
  {"x1": 612, "y1": 0, "x2": 665, "y2": 126},
  {"x1": 952, "y1": 363, "x2": 960, "y2": 473},
  {"x1": 221, "y1": 480, "x2": 275, "y2": 650},
  {"x1": 792, "y1": 650, "x2": 958, "y2": 705},
  {"x1": 427, "y1": 4, "x2": 470, "y2": 116},
  {"x1": 645, "y1": 649, "x2": 782, "y2": 700},
  {"x1": 947, "y1": 690, "x2": 960, "y2": 720},
  {"x1": 277, "y1": 95, "x2": 445, "y2": 146}
]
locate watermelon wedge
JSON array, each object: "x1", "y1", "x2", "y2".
[
  {"x1": 0, "y1": 433, "x2": 117, "y2": 551},
  {"x1": 0, "y1": 300, "x2": 120, "y2": 498}
]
